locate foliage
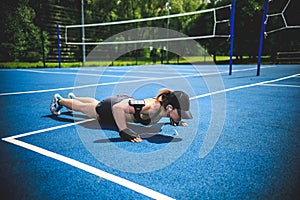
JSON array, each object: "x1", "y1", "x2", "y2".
[
  {"x1": 0, "y1": 0, "x2": 49, "y2": 62},
  {"x1": 0, "y1": 0, "x2": 299, "y2": 63}
]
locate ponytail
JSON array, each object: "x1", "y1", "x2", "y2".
[{"x1": 155, "y1": 88, "x2": 172, "y2": 108}]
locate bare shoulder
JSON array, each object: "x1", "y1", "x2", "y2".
[
  {"x1": 144, "y1": 97, "x2": 156, "y2": 102},
  {"x1": 144, "y1": 98, "x2": 160, "y2": 109}
]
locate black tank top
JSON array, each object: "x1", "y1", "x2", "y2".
[{"x1": 133, "y1": 110, "x2": 151, "y2": 125}]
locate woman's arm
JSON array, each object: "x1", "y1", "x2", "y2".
[
  {"x1": 112, "y1": 100, "x2": 142, "y2": 142},
  {"x1": 112, "y1": 101, "x2": 131, "y2": 131}
]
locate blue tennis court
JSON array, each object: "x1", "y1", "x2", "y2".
[{"x1": 1, "y1": 64, "x2": 300, "y2": 199}]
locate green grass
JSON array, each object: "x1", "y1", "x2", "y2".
[
  {"x1": 0, "y1": 57, "x2": 201, "y2": 68},
  {"x1": 0, "y1": 62, "x2": 83, "y2": 69},
  {"x1": 0, "y1": 55, "x2": 280, "y2": 69}
]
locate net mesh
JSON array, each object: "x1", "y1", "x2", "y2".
[
  {"x1": 84, "y1": 27, "x2": 214, "y2": 66},
  {"x1": 64, "y1": 4, "x2": 231, "y2": 46},
  {"x1": 266, "y1": 0, "x2": 300, "y2": 34}
]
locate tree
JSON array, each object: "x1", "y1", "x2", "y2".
[
  {"x1": 184, "y1": 0, "x2": 263, "y2": 59},
  {"x1": 1, "y1": 0, "x2": 297, "y2": 63},
  {"x1": 0, "y1": 0, "x2": 49, "y2": 62}
]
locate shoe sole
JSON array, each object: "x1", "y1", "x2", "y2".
[{"x1": 50, "y1": 98, "x2": 61, "y2": 115}]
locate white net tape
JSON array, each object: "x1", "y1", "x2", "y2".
[{"x1": 64, "y1": 4, "x2": 231, "y2": 45}]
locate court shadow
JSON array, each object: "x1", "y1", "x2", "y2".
[
  {"x1": 42, "y1": 112, "x2": 75, "y2": 123},
  {"x1": 61, "y1": 112, "x2": 90, "y2": 119},
  {"x1": 94, "y1": 123, "x2": 182, "y2": 144},
  {"x1": 45, "y1": 113, "x2": 182, "y2": 144},
  {"x1": 94, "y1": 134, "x2": 182, "y2": 144},
  {"x1": 43, "y1": 112, "x2": 92, "y2": 123}
]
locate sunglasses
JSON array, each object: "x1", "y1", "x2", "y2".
[{"x1": 170, "y1": 109, "x2": 181, "y2": 126}]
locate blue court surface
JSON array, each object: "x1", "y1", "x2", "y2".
[{"x1": 1, "y1": 64, "x2": 299, "y2": 199}]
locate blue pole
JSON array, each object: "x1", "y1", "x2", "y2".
[
  {"x1": 81, "y1": 0, "x2": 86, "y2": 66},
  {"x1": 229, "y1": 0, "x2": 236, "y2": 75},
  {"x1": 257, "y1": 0, "x2": 269, "y2": 76},
  {"x1": 56, "y1": 22, "x2": 61, "y2": 68}
]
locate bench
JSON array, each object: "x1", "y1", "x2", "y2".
[{"x1": 276, "y1": 51, "x2": 300, "y2": 63}]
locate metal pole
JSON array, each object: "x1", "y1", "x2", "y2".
[
  {"x1": 257, "y1": 0, "x2": 269, "y2": 76},
  {"x1": 166, "y1": 0, "x2": 170, "y2": 64},
  {"x1": 81, "y1": 0, "x2": 86, "y2": 66},
  {"x1": 229, "y1": 0, "x2": 236, "y2": 75},
  {"x1": 56, "y1": 22, "x2": 61, "y2": 68}
]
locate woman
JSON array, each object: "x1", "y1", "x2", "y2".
[{"x1": 50, "y1": 88, "x2": 192, "y2": 143}]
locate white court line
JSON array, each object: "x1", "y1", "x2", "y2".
[
  {"x1": 0, "y1": 70, "x2": 211, "y2": 96},
  {"x1": 18, "y1": 67, "x2": 198, "y2": 78},
  {"x1": 2, "y1": 72, "x2": 298, "y2": 200},
  {"x1": 190, "y1": 73, "x2": 300, "y2": 99},
  {"x1": 2, "y1": 118, "x2": 174, "y2": 200},
  {"x1": 2, "y1": 118, "x2": 174, "y2": 199},
  {"x1": 0, "y1": 75, "x2": 175, "y2": 96},
  {"x1": 2, "y1": 137, "x2": 174, "y2": 200},
  {"x1": 107, "y1": 69, "x2": 194, "y2": 75},
  {"x1": 260, "y1": 83, "x2": 300, "y2": 88},
  {"x1": 17, "y1": 69, "x2": 150, "y2": 79},
  {"x1": 1, "y1": 65, "x2": 277, "y2": 96},
  {"x1": 4, "y1": 118, "x2": 95, "y2": 140}
]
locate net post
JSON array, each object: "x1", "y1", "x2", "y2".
[
  {"x1": 166, "y1": 0, "x2": 171, "y2": 64},
  {"x1": 257, "y1": 0, "x2": 269, "y2": 76},
  {"x1": 56, "y1": 22, "x2": 61, "y2": 68},
  {"x1": 81, "y1": 0, "x2": 86, "y2": 67},
  {"x1": 229, "y1": 0, "x2": 236, "y2": 75}
]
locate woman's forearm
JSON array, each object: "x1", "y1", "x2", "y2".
[{"x1": 112, "y1": 105, "x2": 128, "y2": 131}]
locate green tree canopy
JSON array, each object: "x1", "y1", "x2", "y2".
[
  {"x1": 0, "y1": 0, "x2": 48, "y2": 61},
  {"x1": 0, "y1": 0, "x2": 299, "y2": 63}
]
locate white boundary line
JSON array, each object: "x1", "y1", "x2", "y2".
[
  {"x1": 1, "y1": 72, "x2": 299, "y2": 199},
  {"x1": 190, "y1": 73, "x2": 300, "y2": 99},
  {"x1": 0, "y1": 70, "x2": 214, "y2": 96},
  {"x1": 28, "y1": 68, "x2": 194, "y2": 76},
  {"x1": 108, "y1": 69, "x2": 195, "y2": 75},
  {"x1": 0, "y1": 75, "x2": 176, "y2": 96},
  {"x1": 2, "y1": 118, "x2": 174, "y2": 200},
  {"x1": 2, "y1": 137, "x2": 174, "y2": 200},
  {"x1": 17, "y1": 69, "x2": 150, "y2": 79},
  {"x1": 0, "y1": 65, "x2": 277, "y2": 96},
  {"x1": 4, "y1": 118, "x2": 95, "y2": 140},
  {"x1": 260, "y1": 83, "x2": 300, "y2": 88}
]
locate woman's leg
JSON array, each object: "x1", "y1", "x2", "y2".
[
  {"x1": 73, "y1": 97, "x2": 99, "y2": 104},
  {"x1": 59, "y1": 98, "x2": 99, "y2": 119}
]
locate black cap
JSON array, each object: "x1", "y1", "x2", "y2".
[{"x1": 167, "y1": 91, "x2": 193, "y2": 119}]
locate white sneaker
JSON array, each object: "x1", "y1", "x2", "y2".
[
  {"x1": 67, "y1": 93, "x2": 76, "y2": 112},
  {"x1": 67, "y1": 92, "x2": 76, "y2": 99},
  {"x1": 50, "y1": 94, "x2": 63, "y2": 115}
]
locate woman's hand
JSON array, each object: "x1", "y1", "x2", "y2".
[
  {"x1": 170, "y1": 119, "x2": 188, "y2": 126},
  {"x1": 119, "y1": 128, "x2": 142, "y2": 143},
  {"x1": 179, "y1": 121, "x2": 188, "y2": 126}
]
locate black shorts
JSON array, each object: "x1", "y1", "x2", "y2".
[{"x1": 95, "y1": 95, "x2": 131, "y2": 131}]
